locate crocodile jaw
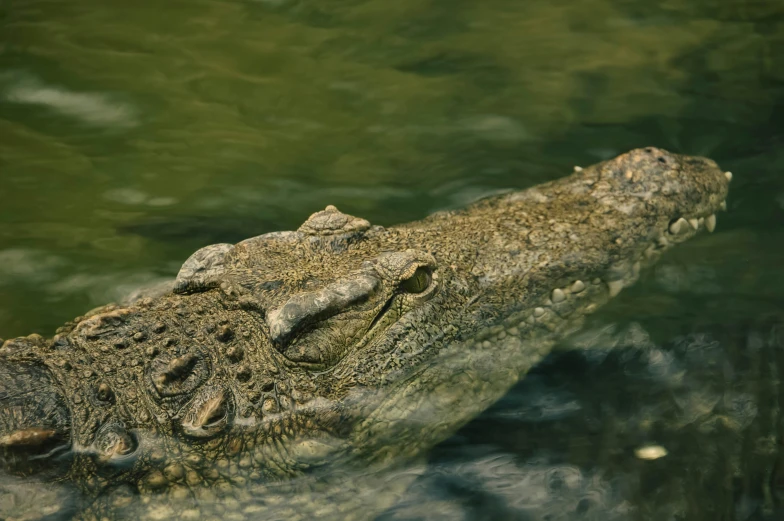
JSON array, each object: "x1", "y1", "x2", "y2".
[{"x1": 339, "y1": 148, "x2": 731, "y2": 465}]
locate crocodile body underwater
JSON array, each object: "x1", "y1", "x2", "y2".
[{"x1": 0, "y1": 147, "x2": 731, "y2": 520}]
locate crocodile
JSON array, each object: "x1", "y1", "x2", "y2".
[{"x1": 0, "y1": 147, "x2": 731, "y2": 520}]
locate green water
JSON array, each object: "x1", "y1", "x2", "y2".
[{"x1": 1, "y1": 0, "x2": 784, "y2": 519}]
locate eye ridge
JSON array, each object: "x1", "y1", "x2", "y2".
[{"x1": 400, "y1": 266, "x2": 432, "y2": 294}]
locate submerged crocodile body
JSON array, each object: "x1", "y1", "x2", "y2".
[{"x1": 0, "y1": 147, "x2": 731, "y2": 520}]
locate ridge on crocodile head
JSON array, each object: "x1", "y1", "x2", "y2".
[{"x1": 0, "y1": 147, "x2": 731, "y2": 519}]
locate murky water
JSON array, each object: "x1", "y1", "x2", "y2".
[{"x1": 1, "y1": 0, "x2": 783, "y2": 519}]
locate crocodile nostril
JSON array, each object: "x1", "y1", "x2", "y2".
[
  {"x1": 95, "y1": 382, "x2": 115, "y2": 404},
  {"x1": 657, "y1": 156, "x2": 668, "y2": 164}
]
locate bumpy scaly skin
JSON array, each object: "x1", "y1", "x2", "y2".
[{"x1": 0, "y1": 148, "x2": 731, "y2": 520}]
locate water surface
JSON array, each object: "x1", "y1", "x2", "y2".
[{"x1": 1, "y1": 0, "x2": 783, "y2": 519}]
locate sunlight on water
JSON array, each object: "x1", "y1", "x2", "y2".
[{"x1": 2, "y1": 72, "x2": 139, "y2": 128}]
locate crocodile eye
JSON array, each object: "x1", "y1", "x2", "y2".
[{"x1": 400, "y1": 266, "x2": 432, "y2": 294}]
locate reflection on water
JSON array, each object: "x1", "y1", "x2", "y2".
[
  {"x1": 1, "y1": 0, "x2": 783, "y2": 519},
  {"x1": 2, "y1": 72, "x2": 139, "y2": 128}
]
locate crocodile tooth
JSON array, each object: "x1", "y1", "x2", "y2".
[
  {"x1": 688, "y1": 218, "x2": 699, "y2": 230},
  {"x1": 657, "y1": 235, "x2": 669, "y2": 248},
  {"x1": 725, "y1": 171, "x2": 733, "y2": 182},
  {"x1": 571, "y1": 280, "x2": 585, "y2": 293},
  {"x1": 607, "y1": 280, "x2": 624, "y2": 298},
  {"x1": 668, "y1": 218, "x2": 689, "y2": 235},
  {"x1": 698, "y1": 217, "x2": 704, "y2": 228},
  {"x1": 720, "y1": 200, "x2": 727, "y2": 211},
  {"x1": 574, "y1": 166, "x2": 583, "y2": 172},
  {"x1": 551, "y1": 288, "x2": 566, "y2": 303},
  {"x1": 705, "y1": 214, "x2": 716, "y2": 232}
]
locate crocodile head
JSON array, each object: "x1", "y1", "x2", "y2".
[{"x1": 0, "y1": 147, "x2": 730, "y2": 515}]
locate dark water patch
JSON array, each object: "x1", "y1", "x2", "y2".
[
  {"x1": 393, "y1": 51, "x2": 507, "y2": 85},
  {"x1": 417, "y1": 317, "x2": 784, "y2": 521},
  {"x1": 119, "y1": 214, "x2": 275, "y2": 246}
]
